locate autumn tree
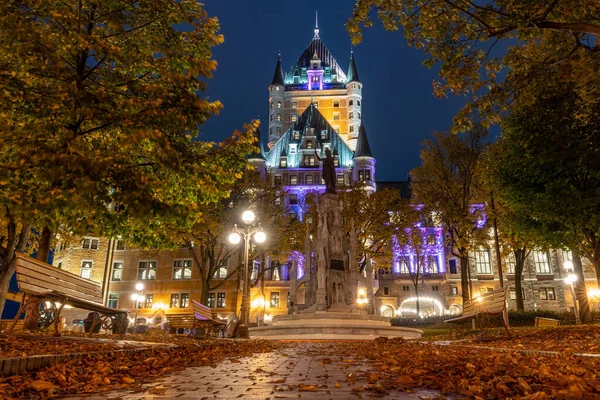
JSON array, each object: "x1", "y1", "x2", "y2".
[
  {"x1": 488, "y1": 83, "x2": 599, "y2": 321},
  {"x1": 348, "y1": 0, "x2": 600, "y2": 131},
  {"x1": 411, "y1": 128, "x2": 488, "y2": 302},
  {"x1": 182, "y1": 171, "x2": 303, "y2": 305},
  {"x1": 0, "y1": 1, "x2": 255, "y2": 315}
]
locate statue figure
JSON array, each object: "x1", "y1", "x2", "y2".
[{"x1": 315, "y1": 148, "x2": 336, "y2": 194}]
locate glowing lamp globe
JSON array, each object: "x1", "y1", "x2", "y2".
[
  {"x1": 228, "y1": 232, "x2": 241, "y2": 244},
  {"x1": 254, "y1": 231, "x2": 266, "y2": 243},
  {"x1": 565, "y1": 274, "x2": 577, "y2": 285},
  {"x1": 135, "y1": 283, "x2": 144, "y2": 291},
  {"x1": 130, "y1": 294, "x2": 138, "y2": 301},
  {"x1": 242, "y1": 210, "x2": 255, "y2": 224}
]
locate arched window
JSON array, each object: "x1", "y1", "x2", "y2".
[
  {"x1": 333, "y1": 100, "x2": 340, "y2": 107},
  {"x1": 349, "y1": 99, "x2": 354, "y2": 106},
  {"x1": 357, "y1": 99, "x2": 361, "y2": 106},
  {"x1": 277, "y1": 101, "x2": 282, "y2": 108},
  {"x1": 270, "y1": 101, "x2": 274, "y2": 109},
  {"x1": 277, "y1": 113, "x2": 281, "y2": 121}
]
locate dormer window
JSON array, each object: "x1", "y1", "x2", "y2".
[
  {"x1": 303, "y1": 155, "x2": 316, "y2": 167},
  {"x1": 289, "y1": 144, "x2": 297, "y2": 154},
  {"x1": 280, "y1": 158, "x2": 287, "y2": 168},
  {"x1": 306, "y1": 141, "x2": 313, "y2": 149},
  {"x1": 293, "y1": 130, "x2": 300, "y2": 140},
  {"x1": 334, "y1": 156, "x2": 339, "y2": 167},
  {"x1": 291, "y1": 114, "x2": 297, "y2": 122}
]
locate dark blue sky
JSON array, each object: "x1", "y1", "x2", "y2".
[{"x1": 201, "y1": 0, "x2": 464, "y2": 181}]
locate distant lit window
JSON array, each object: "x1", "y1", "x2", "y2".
[
  {"x1": 207, "y1": 293, "x2": 215, "y2": 308},
  {"x1": 358, "y1": 169, "x2": 371, "y2": 182},
  {"x1": 303, "y1": 155, "x2": 316, "y2": 167},
  {"x1": 277, "y1": 113, "x2": 281, "y2": 121},
  {"x1": 505, "y1": 254, "x2": 516, "y2": 274},
  {"x1": 427, "y1": 256, "x2": 439, "y2": 274},
  {"x1": 276, "y1": 127, "x2": 281, "y2": 134},
  {"x1": 293, "y1": 131, "x2": 300, "y2": 140},
  {"x1": 291, "y1": 101, "x2": 298, "y2": 108},
  {"x1": 451, "y1": 287, "x2": 458, "y2": 295},
  {"x1": 358, "y1": 112, "x2": 361, "y2": 119},
  {"x1": 111, "y1": 261, "x2": 123, "y2": 281},
  {"x1": 321, "y1": 130, "x2": 327, "y2": 139},
  {"x1": 280, "y1": 158, "x2": 287, "y2": 168},
  {"x1": 108, "y1": 294, "x2": 119, "y2": 309},
  {"x1": 349, "y1": 112, "x2": 354, "y2": 119},
  {"x1": 349, "y1": 126, "x2": 354, "y2": 133},
  {"x1": 533, "y1": 251, "x2": 551, "y2": 274},
  {"x1": 474, "y1": 250, "x2": 492, "y2": 274},
  {"x1": 270, "y1": 292, "x2": 280, "y2": 307},
  {"x1": 170, "y1": 293, "x2": 180, "y2": 308},
  {"x1": 333, "y1": 112, "x2": 340, "y2": 120},
  {"x1": 306, "y1": 141, "x2": 313, "y2": 149},
  {"x1": 144, "y1": 294, "x2": 153, "y2": 308},
  {"x1": 80, "y1": 260, "x2": 93, "y2": 279},
  {"x1": 291, "y1": 114, "x2": 297, "y2": 122},
  {"x1": 274, "y1": 175, "x2": 282, "y2": 185},
  {"x1": 290, "y1": 175, "x2": 297, "y2": 185},
  {"x1": 540, "y1": 287, "x2": 556, "y2": 300},
  {"x1": 313, "y1": 101, "x2": 318, "y2": 108},
  {"x1": 217, "y1": 292, "x2": 226, "y2": 308},
  {"x1": 336, "y1": 174, "x2": 344, "y2": 186},
  {"x1": 181, "y1": 293, "x2": 190, "y2": 308},
  {"x1": 305, "y1": 175, "x2": 314, "y2": 184},
  {"x1": 216, "y1": 265, "x2": 228, "y2": 279},
  {"x1": 138, "y1": 261, "x2": 157, "y2": 280},
  {"x1": 173, "y1": 260, "x2": 192, "y2": 280},
  {"x1": 82, "y1": 238, "x2": 99, "y2": 250},
  {"x1": 277, "y1": 101, "x2": 281, "y2": 108}
]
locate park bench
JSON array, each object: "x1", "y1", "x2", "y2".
[
  {"x1": 166, "y1": 300, "x2": 226, "y2": 337},
  {"x1": 534, "y1": 317, "x2": 560, "y2": 327},
  {"x1": 445, "y1": 287, "x2": 509, "y2": 332},
  {"x1": 7, "y1": 252, "x2": 129, "y2": 336}
]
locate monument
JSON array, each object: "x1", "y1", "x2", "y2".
[{"x1": 250, "y1": 156, "x2": 422, "y2": 340}]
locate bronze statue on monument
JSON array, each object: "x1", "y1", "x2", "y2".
[{"x1": 314, "y1": 147, "x2": 336, "y2": 194}]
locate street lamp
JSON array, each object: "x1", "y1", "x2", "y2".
[
  {"x1": 564, "y1": 273, "x2": 580, "y2": 325},
  {"x1": 229, "y1": 209, "x2": 267, "y2": 338},
  {"x1": 131, "y1": 283, "x2": 145, "y2": 326}
]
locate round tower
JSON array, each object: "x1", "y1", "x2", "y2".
[
  {"x1": 352, "y1": 124, "x2": 376, "y2": 192},
  {"x1": 345, "y1": 52, "x2": 362, "y2": 151},
  {"x1": 268, "y1": 54, "x2": 285, "y2": 149}
]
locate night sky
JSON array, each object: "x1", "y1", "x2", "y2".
[{"x1": 201, "y1": 1, "x2": 464, "y2": 181}]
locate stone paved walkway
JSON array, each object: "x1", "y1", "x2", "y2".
[{"x1": 65, "y1": 342, "x2": 448, "y2": 399}]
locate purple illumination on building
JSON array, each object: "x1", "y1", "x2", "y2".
[
  {"x1": 391, "y1": 226, "x2": 446, "y2": 274},
  {"x1": 284, "y1": 186, "x2": 325, "y2": 221},
  {"x1": 289, "y1": 250, "x2": 305, "y2": 280},
  {"x1": 470, "y1": 204, "x2": 487, "y2": 228}
]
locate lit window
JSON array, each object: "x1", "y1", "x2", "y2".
[
  {"x1": 305, "y1": 175, "x2": 314, "y2": 184},
  {"x1": 272, "y1": 266, "x2": 281, "y2": 281},
  {"x1": 451, "y1": 287, "x2": 458, "y2": 295},
  {"x1": 170, "y1": 293, "x2": 180, "y2": 308},
  {"x1": 80, "y1": 260, "x2": 93, "y2": 279},
  {"x1": 533, "y1": 251, "x2": 551, "y2": 274},
  {"x1": 82, "y1": 238, "x2": 99, "y2": 250},
  {"x1": 270, "y1": 292, "x2": 280, "y2": 307},
  {"x1": 111, "y1": 261, "x2": 123, "y2": 281},
  {"x1": 349, "y1": 126, "x2": 354, "y2": 133},
  {"x1": 289, "y1": 194, "x2": 298, "y2": 205},
  {"x1": 181, "y1": 293, "x2": 190, "y2": 308},
  {"x1": 144, "y1": 294, "x2": 153, "y2": 308},
  {"x1": 277, "y1": 113, "x2": 281, "y2": 121},
  {"x1": 291, "y1": 114, "x2": 297, "y2": 122},
  {"x1": 173, "y1": 260, "x2": 192, "y2": 280},
  {"x1": 217, "y1": 292, "x2": 226, "y2": 308},
  {"x1": 115, "y1": 240, "x2": 125, "y2": 250},
  {"x1": 358, "y1": 169, "x2": 371, "y2": 182},
  {"x1": 216, "y1": 265, "x2": 228, "y2": 279},
  {"x1": 293, "y1": 131, "x2": 300, "y2": 140},
  {"x1": 275, "y1": 86, "x2": 280, "y2": 91},
  {"x1": 291, "y1": 101, "x2": 298, "y2": 108},
  {"x1": 428, "y1": 256, "x2": 439, "y2": 273},
  {"x1": 334, "y1": 156, "x2": 339, "y2": 167},
  {"x1": 349, "y1": 112, "x2": 354, "y2": 119},
  {"x1": 280, "y1": 158, "x2": 287, "y2": 168},
  {"x1": 321, "y1": 130, "x2": 327, "y2": 139},
  {"x1": 207, "y1": 293, "x2": 215, "y2": 308},
  {"x1": 270, "y1": 101, "x2": 273, "y2": 109},
  {"x1": 289, "y1": 145, "x2": 297, "y2": 154},
  {"x1": 108, "y1": 294, "x2": 119, "y2": 308},
  {"x1": 251, "y1": 261, "x2": 260, "y2": 280},
  {"x1": 333, "y1": 112, "x2": 340, "y2": 120},
  {"x1": 505, "y1": 253, "x2": 516, "y2": 274},
  {"x1": 352, "y1": 84, "x2": 356, "y2": 88},
  {"x1": 474, "y1": 250, "x2": 492, "y2": 274},
  {"x1": 290, "y1": 175, "x2": 297, "y2": 185},
  {"x1": 303, "y1": 155, "x2": 315, "y2": 167},
  {"x1": 313, "y1": 101, "x2": 318, "y2": 108},
  {"x1": 336, "y1": 174, "x2": 344, "y2": 186},
  {"x1": 277, "y1": 101, "x2": 281, "y2": 108},
  {"x1": 138, "y1": 261, "x2": 157, "y2": 280}
]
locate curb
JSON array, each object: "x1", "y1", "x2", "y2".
[
  {"x1": 0, "y1": 346, "x2": 156, "y2": 377},
  {"x1": 432, "y1": 341, "x2": 600, "y2": 359}
]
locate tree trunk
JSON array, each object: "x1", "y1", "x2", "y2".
[
  {"x1": 573, "y1": 254, "x2": 592, "y2": 324},
  {"x1": 36, "y1": 226, "x2": 52, "y2": 263},
  {"x1": 514, "y1": 250, "x2": 525, "y2": 311},
  {"x1": 459, "y1": 254, "x2": 471, "y2": 302},
  {"x1": 0, "y1": 267, "x2": 14, "y2": 319},
  {"x1": 200, "y1": 281, "x2": 210, "y2": 305},
  {"x1": 592, "y1": 241, "x2": 600, "y2": 287},
  {"x1": 415, "y1": 287, "x2": 420, "y2": 316}
]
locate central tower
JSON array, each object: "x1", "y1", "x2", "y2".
[{"x1": 267, "y1": 16, "x2": 363, "y2": 151}]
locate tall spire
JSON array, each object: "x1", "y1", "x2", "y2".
[
  {"x1": 314, "y1": 10, "x2": 319, "y2": 38},
  {"x1": 354, "y1": 124, "x2": 373, "y2": 158},
  {"x1": 270, "y1": 53, "x2": 284, "y2": 86},
  {"x1": 347, "y1": 51, "x2": 361, "y2": 83}
]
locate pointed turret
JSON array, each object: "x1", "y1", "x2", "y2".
[
  {"x1": 354, "y1": 124, "x2": 373, "y2": 159},
  {"x1": 347, "y1": 52, "x2": 361, "y2": 83},
  {"x1": 248, "y1": 127, "x2": 266, "y2": 161},
  {"x1": 270, "y1": 54, "x2": 285, "y2": 87}
]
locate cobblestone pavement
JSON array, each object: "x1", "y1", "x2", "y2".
[{"x1": 65, "y1": 342, "x2": 448, "y2": 400}]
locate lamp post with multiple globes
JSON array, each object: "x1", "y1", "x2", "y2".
[
  {"x1": 228, "y1": 210, "x2": 266, "y2": 339},
  {"x1": 130, "y1": 282, "x2": 145, "y2": 326}
]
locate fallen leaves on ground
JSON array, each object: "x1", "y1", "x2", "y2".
[
  {"x1": 301, "y1": 337, "x2": 600, "y2": 398},
  {"x1": 0, "y1": 339, "x2": 283, "y2": 399},
  {"x1": 455, "y1": 325, "x2": 600, "y2": 354},
  {"x1": 0, "y1": 336, "x2": 132, "y2": 358}
]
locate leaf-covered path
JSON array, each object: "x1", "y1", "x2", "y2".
[{"x1": 66, "y1": 342, "x2": 445, "y2": 399}]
